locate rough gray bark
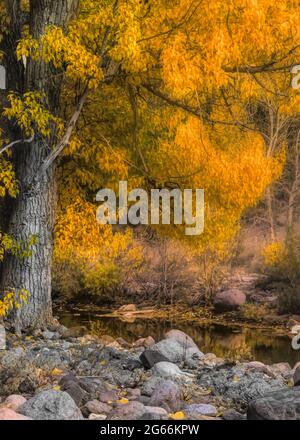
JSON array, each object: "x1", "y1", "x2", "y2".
[{"x1": 1, "y1": 0, "x2": 79, "y2": 330}]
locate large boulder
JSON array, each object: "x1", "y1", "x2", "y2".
[
  {"x1": 148, "y1": 380, "x2": 182, "y2": 412},
  {"x1": 214, "y1": 289, "x2": 246, "y2": 311},
  {"x1": 151, "y1": 339, "x2": 184, "y2": 364},
  {"x1": 18, "y1": 390, "x2": 83, "y2": 420},
  {"x1": 139, "y1": 349, "x2": 170, "y2": 369},
  {"x1": 247, "y1": 387, "x2": 300, "y2": 420},
  {"x1": 164, "y1": 330, "x2": 199, "y2": 350},
  {"x1": 141, "y1": 338, "x2": 203, "y2": 368}
]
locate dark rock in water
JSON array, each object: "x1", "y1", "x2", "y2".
[
  {"x1": 140, "y1": 349, "x2": 170, "y2": 369},
  {"x1": 19, "y1": 390, "x2": 83, "y2": 420},
  {"x1": 198, "y1": 364, "x2": 286, "y2": 408},
  {"x1": 247, "y1": 387, "x2": 300, "y2": 420},
  {"x1": 214, "y1": 289, "x2": 246, "y2": 311},
  {"x1": 222, "y1": 409, "x2": 246, "y2": 420}
]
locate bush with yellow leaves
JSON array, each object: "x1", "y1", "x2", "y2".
[{"x1": 53, "y1": 195, "x2": 144, "y2": 301}]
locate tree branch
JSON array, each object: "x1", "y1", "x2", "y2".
[
  {"x1": 0, "y1": 134, "x2": 34, "y2": 156},
  {"x1": 39, "y1": 87, "x2": 89, "y2": 176}
]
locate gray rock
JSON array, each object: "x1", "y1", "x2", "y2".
[
  {"x1": 247, "y1": 386, "x2": 300, "y2": 420},
  {"x1": 139, "y1": 395, "x2": 151, "y2": 405},
  {"x1": 139, "y1": 406, "x2": 169, "y2": 420},
  {"x1": 99, "y1": 390, "x2": 119, "y2": 403},
  {"x1": 140, "y1": 349, "x2": 170, "y2": 369},
  {"x1": 148, "y1": 339, "x2": 204, "y2": 366},
  {"x1": 125, "y1": 388, "x2": 141, "y2": 401},
  {"x1": 32, "y1": 347, "x2": 72, "y2": 370},
  {"x1": 184, "y1": 403, "x2": 217, "y2": 418},
  {"x1": 42, "y1": 330, "x2": 56, "y2": 340},
  {"x1": 153, "y1": 339, "x2": 187, "y2": 363},
  {"x1": 198, "y1": 364, "x2": 286, "y2": 408},
  {"x1": 164, "y1": 330, "x2": 199, "y2": 350},
  {"x1": 19, "y1": 390, "x2": 83, "y2": 420},
  {"x1": 108, "y1": 401, "x2": 145, "y2": 420},
  {"x1": 59, "y1": 375, "x2": 89, "y2": 406},
  {"x1": 223, "y1": 409, "x2": 246, "y2": 420},
  {"x1": 141, "y1": 376, "x2": 165, "y2": 397},
  {"x1": 268, "y1": 363, "x2": 291, "y2": 378},
  {"x1": 148, "y1": 380, "x2": 182, "y2": 412},
  {"x1": 0, "y1": 348, "x2": 25, "y2": 368},
  {"x1": 214, "y1": 289, "x2": 246, "y2": 311},
  {"x1": 152, "y1": 361, "x2": 183, "y2": 378},
  {"x1": 82, "y1": 400, "x2": 112, "y2": 417},
  {"x1": 184, "y1": 347, "x2": 204, "y2": 368}
]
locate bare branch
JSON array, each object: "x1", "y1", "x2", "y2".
[
  {"x1": 0, "y1": 134, "x2": 34, "y2": 156},
  {"x1": 39, "y1": 87, "x2": 89, "y2": 176}
]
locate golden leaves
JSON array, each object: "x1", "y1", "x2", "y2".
[
  {"x1": 0, "y1": 288, "x2": 29, "y2": 318},
  {"x1": 169, "y1": 411, "x2": 186, "y2": 420},
  {"x1": 3, "y1": 92, "x2": 63, "y2": 138}
]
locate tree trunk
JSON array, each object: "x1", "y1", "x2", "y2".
[
  {"x1": 266, "y1": 186, "x2": 276, "y2": 242},
  {"x1": 1, "y1": 0, "x2": 79, "y2": 330}
]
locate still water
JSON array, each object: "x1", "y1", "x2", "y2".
[{"x1": 59, "y1": 311, "x2": 300, "y2": 367}]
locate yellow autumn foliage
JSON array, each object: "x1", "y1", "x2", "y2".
[
  {"x1": 53, "y1": 195, "x2": 143, "y2": 296},
  {"x1": 3, "y1": 0, "x2": 300, "y2": 300}
]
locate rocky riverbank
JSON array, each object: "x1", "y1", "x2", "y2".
[{"x1": 0, "y1": 324, "x2": 300, "y2": 420}]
